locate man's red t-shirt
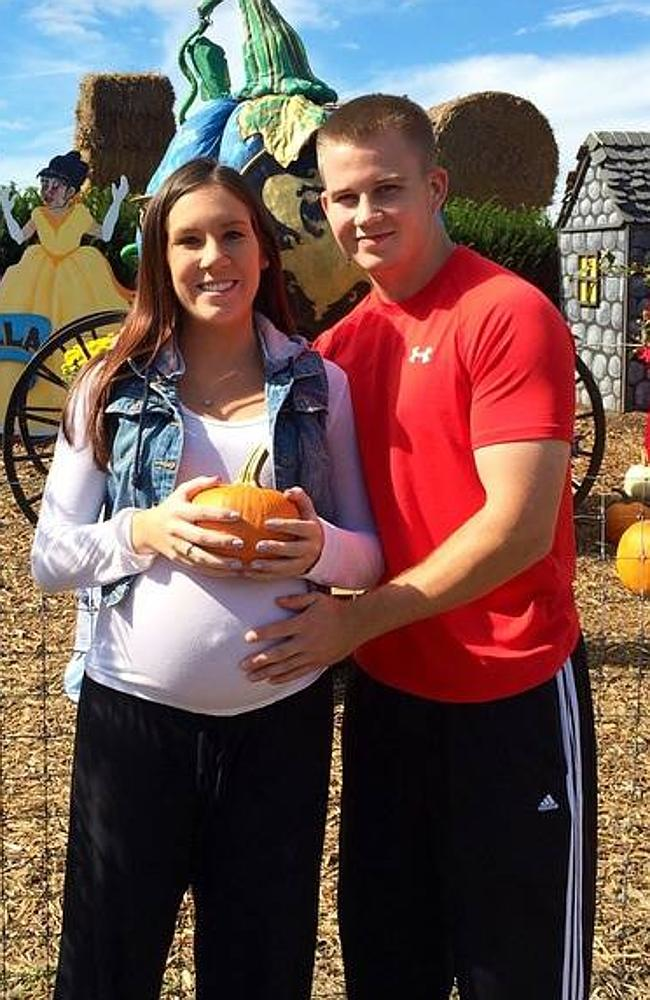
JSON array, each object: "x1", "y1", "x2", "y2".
[{"x1": 316, "y1": 246, "x2": 580, "y2": 703}]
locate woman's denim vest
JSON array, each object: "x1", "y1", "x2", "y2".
[
  {"x1": 64, "y1": 315, "x2": 336, "y2": 702},
  {"x1": 64, "y1": 317, "x2": 335, "y2": 701},
  {"x1": 101, "y1": 314, "x2": 336, "y2": 608}
]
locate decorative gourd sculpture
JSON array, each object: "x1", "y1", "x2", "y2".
[{"x1": 143, "y1": 0, "x2": 367, "y2": 336}]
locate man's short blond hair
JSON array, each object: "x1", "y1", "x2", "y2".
[{"x1": 316, "y1": 94, "x2": 438, "y2": 173}]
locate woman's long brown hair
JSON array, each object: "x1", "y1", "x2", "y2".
[{"x1": 64, "y1": 158, "x2": 295, "y2": 468}]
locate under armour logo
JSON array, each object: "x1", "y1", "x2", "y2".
[{"x1": 409, "y1": 345, "x2": 433, "y2": 364}]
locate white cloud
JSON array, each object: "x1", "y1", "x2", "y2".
[
  {"x1": 360, "y1": 46, "x2": 650, "y2": 213},
  {"x1": 0, "y1": 122, "x2": 76, "y2": 186},
  {"x1": 24, "y1": 125, "x2": 74, "y2": 150},
  {"x1": 0, "y1": 153, "x2": 47, "y2": 188},
  {"x1": 547, "y1": 2, "x2": 650, "y2": 28},
  {"x1": 6, "y1": 56, "x2": 88, "y2": 79},
  {"x1": 258, "y1": 0, "x2": 409, "y2": 27},
  {"x1": 28, "y1": 1, "x2": 104, "y2": 42},
  {"x1": 26, "y1": 0, "x2": 191, "y2": 46},
  {"x1": 0, "y1": 120, "x2": 31, "y2": 132},
  {"x1": 272, "y1": 0, "x2": 340, "y2": 29},
  {"x1": 517, "y1": 1, "x2": 650, "y2": 33}
]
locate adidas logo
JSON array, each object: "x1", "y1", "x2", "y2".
[{"x1": 537, "y1": 793, "x2": 560, "y2": 813}]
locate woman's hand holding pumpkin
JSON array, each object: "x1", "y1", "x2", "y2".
[
  {"x1": 242, "y1": 487, "x2": 324, "y2": 580},
  {"x1": 131, "y1": 476, "x2": 247, "y2": 576}
]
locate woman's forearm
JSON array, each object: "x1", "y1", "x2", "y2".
[
  {"x1": 307, "y1": 364, "x2": 383, "y2": 589},
  {"x1": 305, "y1": 521, "x2": 382, "y2": 589},
  {"x1": 31, "y1": 410, "x2": 155, "y2": 593},
  {"x1": 32, "y1": 506, "x2": 155, "y2": 592}
]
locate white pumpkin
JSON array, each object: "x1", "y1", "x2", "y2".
[{"x1": 624, "y1": 460, "x2": 650, "y2": 501}]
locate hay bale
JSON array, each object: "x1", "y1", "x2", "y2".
[
  {"x1": 428, "y1": 91, "x2": 559, "y2": 209},
  {"x1": 74, "y1": 73, "x2": 176, "y2": 193}
]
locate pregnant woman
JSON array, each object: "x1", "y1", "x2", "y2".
[{"x1": 32, "y1": 157, "x2": 381, "y2": 1000}]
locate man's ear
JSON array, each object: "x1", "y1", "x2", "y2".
[
  {"x1": 429, "y1": 167, "x2": 448, "y2": 212},
  {"x1": 320, "y1": 190, "x2": 330, "y2": 218}
]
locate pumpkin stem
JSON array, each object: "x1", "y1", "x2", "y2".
[{"x1": 236, "y1": 443, "x2": 269, "y2": 485}]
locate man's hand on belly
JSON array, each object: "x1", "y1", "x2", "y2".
[{"x1": 241, "y1": 591, "x2": 359, "y2": 684}]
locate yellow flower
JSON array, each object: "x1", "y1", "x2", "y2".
[{"x1": 61, "y1": 335, "x2": 116, "y2": 383}]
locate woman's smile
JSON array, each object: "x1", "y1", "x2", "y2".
[{"x1": 197, "y1": 278, "x2": 239, "y2": 294}]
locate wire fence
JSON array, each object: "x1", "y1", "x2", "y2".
[{"x1": 1, "y1": 453, "x2": 648, "y2": 998}]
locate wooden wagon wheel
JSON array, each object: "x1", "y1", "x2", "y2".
[
  {"x1": 2, "y1": 310, "x2": 127, "y2": 525},
  {"x1": 573, "y1": 354, "x2": 606, "y2": 510}
]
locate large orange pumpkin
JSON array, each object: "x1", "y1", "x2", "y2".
[
  {"x1": 605, "y1": 494, "x2": 650, "y2": 546},
  {"x1": 615, "y1": 520, "x2": 650, "y2": 595},
  {"x1": 191, "y1": 445, "x2": 299, "y2": 563}
]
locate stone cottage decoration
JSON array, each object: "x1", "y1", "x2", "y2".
[{"x1": 557, "y1": 131, "x2": 650, "y2": 412}]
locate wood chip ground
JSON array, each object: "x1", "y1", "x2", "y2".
[{"x1": 0, "y1": 413, "x2": 648, "y2": 998}]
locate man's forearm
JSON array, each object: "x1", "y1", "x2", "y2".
[
  {"x1": 242, "y1": 441, "x2": 570, "y2": 680},
  {"x1": 240, "y1": 506, "x2": 547, "y2": 684},
  {"x1": 347, "y1": 503, "x2": 553, "y2": 647}
]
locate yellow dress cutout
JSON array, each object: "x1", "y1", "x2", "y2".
[
  {"x1": 0, "y1": 201, "x2": 132, "y2": 428},
  {"x1": 0, "y1": 202, "x2": 131, "y2": 329}
]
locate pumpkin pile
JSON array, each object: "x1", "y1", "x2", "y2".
[
  {"x1": 191, "y1": 444, "x2": 299, "y2": 564},
  {"x1": 611, "y1": 451, "x2": 650, "y2": 594}
]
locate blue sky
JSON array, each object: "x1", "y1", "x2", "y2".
[{"x1": 1, "y1": 0, "x2": 650, "y2": 212}]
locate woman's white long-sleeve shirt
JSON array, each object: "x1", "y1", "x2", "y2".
[{"x1": 31, "y1": 360, "x2": 383, "y2": 715}]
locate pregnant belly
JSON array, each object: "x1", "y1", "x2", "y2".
[{"x1": 86, "y1": 564, "x2": 316, "y2": 715}]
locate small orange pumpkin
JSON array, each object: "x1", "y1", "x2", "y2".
[
  {"x1": 615, "y1": 520, "x2": 650, "y2": 595},
  {"x1": 192, "y1": 444, "x2": 299, "y2": 563},
  {"x1": 605, "y1": 493, "x2": 650, "y2": 546}
]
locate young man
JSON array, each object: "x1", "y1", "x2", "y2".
[{"x1": 242, "y1": 94, "x2": 596, "y2": 1000}]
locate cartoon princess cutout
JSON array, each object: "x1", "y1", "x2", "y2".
[{"x1": 0, "y1": 150, "x2": 132, "y2": 425}]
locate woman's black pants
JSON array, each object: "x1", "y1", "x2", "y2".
[{"x1": 54, "y1": 673, "x2": 333, "y2": 1000}]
